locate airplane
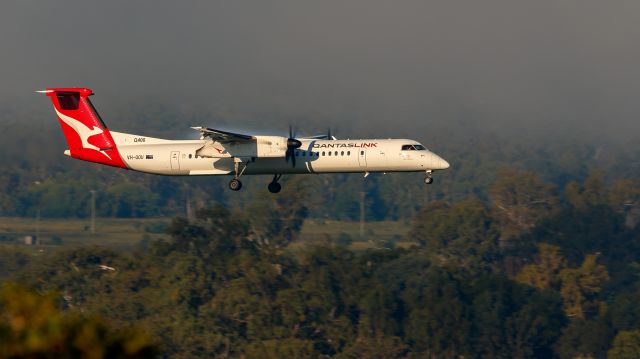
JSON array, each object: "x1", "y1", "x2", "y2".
[{"x1": 39, "y1": 87, "x2": 450, "y2": 193}]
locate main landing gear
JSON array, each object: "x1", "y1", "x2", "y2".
[
  {"x1": 228, "y1": 158, "x2": 247, "y2": 191},
  {"x1": 424, "y1": 170, "x2": 434, "y2": 184},
  {"x1": 229, "y1": 178, "x2": 242, "y2": 191},
  {"x1": 268, "y1": 174, "x2": 282, "y2": 193}
]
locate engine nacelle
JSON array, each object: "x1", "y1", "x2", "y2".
[
  {"x1": 195, "y1": 136, "x2": 289, "y2": 158},
  {"x1": 254, "y1": 136, "x2": 288, "y2": 157}
]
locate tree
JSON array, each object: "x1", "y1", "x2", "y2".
[
  {"x1": 0, "y1": 283, "x2": 157, "y2": 358},
  {"x1": 489, "y1": 168, "x2": 558, "y2": 239},
  {"x1": 565, "y1": 171, "x2": 609, "y2": 211},
  {"x1": 339, "y1": 327, "x2": 407, "y2": 359},
  {"x1": 609, "y1": 179, "x2": 640, "y2": 229},
  {"x1": 554, "y1": 319, "x2": 613, "y2": 359},
  {"x1": 103, "y1": 183, "x2": 160, "y2": 217},
  {"x1": 608, "y1": 330, "x2": 640, "y2": 359},
  {"x1": 517, "y1": 243, "x2": 566, "y2": 290},
  {"x1": 246, "y1": 176, "x2": 311, "y2": 247},
  {"x1": 409, "y1": 198, "x2": 499, "y2": 269},
  {"x1": 244, "y1": 339, "x2": 315, "y2": 359},
  {"x1": 558, "y1": 254, "x2": 609, "y2": 319}
]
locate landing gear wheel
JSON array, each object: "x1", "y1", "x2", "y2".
[
  {"x1": 229, "y1": 178, "x2": 243, "y2": 191},
  {"x1": 424, "y1": 176, "x2": 433, "y2": 184},
  {"x1": 268, "y1": 181, "x2": 282, "y2": 193}
]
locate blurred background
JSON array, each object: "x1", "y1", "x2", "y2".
[{"x1": 1, "y1": 1, "x2": 640, "y2": 358}]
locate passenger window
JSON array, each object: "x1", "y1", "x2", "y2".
[
  {"x1": 322, "y1": 151, "x2": 325, "y2": 156},
  {"x1": 335, "y1": 151, "x2": 338, "y2": 156},
  {"x1": 341, "y1": 151, "x2": 344, "y2": 156},
  {"x1": 189, "y1": 154, "x2": 192, "y2": 159},
  {"x1": 328, "y1": 152, "x2": 331, "y2": 156},
  {"x1": 347, "y1": 151, "x2": 350, "y2": 156},
  {"x1": 360, "y1": 150, "x2": 364, "y2": 155}
]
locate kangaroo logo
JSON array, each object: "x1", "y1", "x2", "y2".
[{"x1": 55, "y1": 108, "x2": 111, "y2": 160}]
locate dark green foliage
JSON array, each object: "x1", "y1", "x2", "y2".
[
  {"x1": 0, "y1": 283, "x2": 158, "y2": 358},
  {"x1": 554, "y1": 319, "x2": 614, "y2": 359},
  {"x1": 3, "y1": 110, "x2": 640, "y2": 357},
  {"x1": 336, "y1": 232, "x2": 353, "y2": 247},
  {"x1": 409, "y1": 198, "x2": 500, "y2": 270},
  {"x1": 1, "y1": 210, "x2": 569, "y2": 358},
  {"x1": 5, "y1": 169, "x2": 640, "y2": 357},
  {"x1": 608, "y1": 330, "x2": 640, "y2": 359},
  {"x1": 50, "y1": 235, "x2": 64, "y2": 245}
]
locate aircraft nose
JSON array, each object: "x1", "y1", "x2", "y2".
[
  {"x1": 431, "y1": 153, "x2": 450, "y2": 170},
  {"x1": 439, "y1": 157, "x2": 450, "y2": 169}
]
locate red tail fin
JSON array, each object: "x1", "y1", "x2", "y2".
[{"x1": 41, "y1": 88, "x2": 127, "y2": 168}]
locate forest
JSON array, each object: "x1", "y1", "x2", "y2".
[{"x1": 1, "y1": 106, "x2": 640, "y2": 358}]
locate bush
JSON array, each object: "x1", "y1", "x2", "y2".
[
  {"x1": 336, "y1": 232, "x2": 353, "y2": 247},
  {"x1": 50, "y1": 235, "x2": 63, "y2": 245}
]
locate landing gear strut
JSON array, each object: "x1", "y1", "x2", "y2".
[
  {"x1": 268, "y1": 174, "x2": 282, "y2": 193},
  {"x1": 424, "y1": 170, "x2": 433, "y2": 184},
  {"x1": 229, "y1": 158, "x2": 247, "y2": 191}
]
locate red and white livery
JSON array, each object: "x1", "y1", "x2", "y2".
[{"x1": 41, "y1": 87, "x2": 449, "y2": 192}]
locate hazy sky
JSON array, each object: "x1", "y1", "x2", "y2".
[{"x1": 1, "y1": 0, "x2": 639, "y2": 141}]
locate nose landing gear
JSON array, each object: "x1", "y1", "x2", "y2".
[
  {"x1": 268, "y1": 174, "x2": 282, "y2": 193},
  {"x1": 424, "y1": 170, "x2": 433, "y2": 184}
]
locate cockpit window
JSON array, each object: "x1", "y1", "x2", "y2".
[{"x1": 402, "y1": 144, "x2": 428, "y2": 151}]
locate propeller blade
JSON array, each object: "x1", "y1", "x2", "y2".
[
  {"x1": 285, "y1": 125, "x2": 301, "y2": 167},
  {"x1": 285, "y1": 148, "x2": 296, "y2": 167}
]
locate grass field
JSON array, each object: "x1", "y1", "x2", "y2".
[
  {"x1": 0, "y1": 217, "x2": 415, "y2": 251},
  {"x1": 0, "y1": 217, "x2": 167, "y2": 249}
]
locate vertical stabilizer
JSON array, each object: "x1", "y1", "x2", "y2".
[{"x1": 40, "y1": 88, "x2": 127, "y2": 168}]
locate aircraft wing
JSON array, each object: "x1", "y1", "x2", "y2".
[
  {"x1": 299, "y1": 134, "x2": 338, "y2": 140},
  {"x1": 191, "y1": 127, "x2": 255, "y2": 143},
  {"x1": 299, "y1": 134, "x2": 329, "y2": 140}
]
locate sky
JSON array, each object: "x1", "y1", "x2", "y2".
[{"x1": 1, "y1": 0, "x2": 639, "y2": 142}]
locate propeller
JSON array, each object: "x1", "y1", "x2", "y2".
[{"x1": 285, "y1": 125, "x2": 302, "y2": 167}]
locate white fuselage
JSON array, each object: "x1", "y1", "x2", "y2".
[{"x1": 107, "y1": 132, "x2": 449, "y2": 176}]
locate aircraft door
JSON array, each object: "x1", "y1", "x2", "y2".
[
  {"x1": 358, "y1": 149, "x2": 367, "y2": 167},
  {"x1": 170, "y1": 151, "x2": 180, "y2": 172}
]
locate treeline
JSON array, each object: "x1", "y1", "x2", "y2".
[
  {"x1": 2, "y1": 102, "x2": 640, "y2": 220},
  {"x1": 2, "y1": 171, "x2": 640, "y2": 358}
]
